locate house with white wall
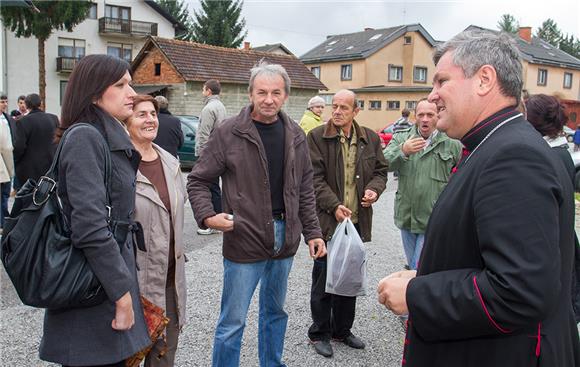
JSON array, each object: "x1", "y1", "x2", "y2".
[{"x1": 2, "y1": 0, "x2": 182, "y2": 116}]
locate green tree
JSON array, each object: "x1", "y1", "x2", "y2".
[
  {"x1": 536, "y1": 18, "x2": 562, "y2": 47},
  {"x1": 559, "y1": 34, "x2": 580, "y2": 59},
  {"x1": 497, "y1": 14, "x2": 519, "y2": 34},
  {"x1": 191, "y1": 0, "x2": 247, "y2": 48},
  {"x1": 0, "y1": 0, "x2": 91, "y2": 107},
  {"x1": 155, "y1": 0, "x2": 194, "y2": 40}
]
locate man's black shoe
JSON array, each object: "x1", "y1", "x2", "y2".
[
  {"x1": 336, "y1": 334, "x2": 366, "y2": 349},
  {"x1": 310, "y1": 339, "x2": 333, "y2": 357},
  {"x1": 404, "y1": 264, "x2": 410, "y2": 270}
]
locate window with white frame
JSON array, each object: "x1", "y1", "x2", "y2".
[
  {"x1": 405, "y1": 101, "x2": 417, "y2": 110},
  {"x1": 387, "y1": 101, "x2": 401, "y2": 110},
  {"x1": 563, "y1": 72, "x2": 573, "y2": 89},
  {"x1": 107, "y1": 43, "x2": 132, "y2": 62},
  {"x1": 389, "y1": 65, "x2": 403, "y2": 82},
  {"x1": 537, "y1": 69, "x2": 548, "y2": 86},
  {"x1": 311, "y1": 66, "x2": 320, "y2": 79},
  {"x1": 369, "y1": 100, "x2": 382, "y2": 110},
  {"x1": 58, "y1": 38, "x2": 86, "y2": 58},
  {"x1": 356, "y1": 100, "x2": 364, "y2": 110},
  {"x1": 413, "y1": 66, "x2": 427, "y2": 83},
  {"x1": 60, "y1": 80, "x2": 68, "y2": 105},
  {"x1": 88, "y1": 3, "x2": 97, "y2": 19},
  {"x1": 341, "y1": 64, "x2": 352, "y2": 80},
  {"x1": 321, "y1": 94, "x2": 333, "y2": 105},
  {"x1": 105, "y1": 4, "x2": 130, "y2": 20}
]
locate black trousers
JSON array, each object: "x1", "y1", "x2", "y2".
[
  {"x1": 308, "y1": 223, "x2": 360, "y2": 341},
  {"x1": 210, "y1": 179, "x2": 222, "y2": 213}
]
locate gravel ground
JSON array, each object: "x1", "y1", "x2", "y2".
[
  {"x1": 0, "y1": 173, "x2": 407, "y2": 367},
  {"x1": 2, "y1": 166, "x2": 578, "y2": 367}
]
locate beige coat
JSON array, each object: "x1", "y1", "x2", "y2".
[{"x1": 135, "y1": 144, "x2": 187, "y2": 328}]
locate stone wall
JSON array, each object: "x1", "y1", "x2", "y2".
[{"x1": 163, "y1": 81, "x2": 318, "y2": 121}]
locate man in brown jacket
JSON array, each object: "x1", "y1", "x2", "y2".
[
  {"x1": 307, "y1": 89, "x2": 388, "y2": 358},
  {"x1": 187, "y1": 61, "x2": 326, "y2": 367}
]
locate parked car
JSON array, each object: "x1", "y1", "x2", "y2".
[
  {"x1": 175, "y1": 115, "x2": 199, "y2": 169},
  {"x1": 563, "y1": 126, "x2": 575, "y2": 142},
  {"x1": 377, "y1": 124, "x2": 395, "y2": 148}
]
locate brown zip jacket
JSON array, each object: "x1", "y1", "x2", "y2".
[
  {"x1": 307, "y1": 120, "x2": 388, "y2": 242},
  {"x1": 187, "y1": 105, "x2": 322, "y2": 263}
]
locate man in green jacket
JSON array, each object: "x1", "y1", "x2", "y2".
[{"x1": 383, "y1": 98, "x2": 461, "y2": 270}]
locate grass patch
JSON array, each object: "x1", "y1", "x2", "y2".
[{"x1": 575, "y1": 192, "x2": 580, "y2": 202}]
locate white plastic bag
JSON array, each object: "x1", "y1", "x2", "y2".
[{"x1": 325, "y1": 218, "x2": 367, "y2": 297}]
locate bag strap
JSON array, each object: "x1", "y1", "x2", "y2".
[{"x1": 41, "y1": 123, "x2": 112, "y2": 218}]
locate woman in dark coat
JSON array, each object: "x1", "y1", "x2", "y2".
[
  {"x1": 526, "y1": 94, "x2": 580, "y2": 324},
  {"x1": 39, "y1": 55, "x2": 150, "y2": 366}
]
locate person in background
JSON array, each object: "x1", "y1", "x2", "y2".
[
  {"x1": 0, "y1": 92, "x2": 14, "y2": 231},
  {"x1": 378, "y1": 29, "x2": 579, "y2": 367},
  {"x1": 10, "y1": 95, "x2": 28, "y2": 120},
  {"x1": 195, "y1": 79, "x2": 227, "y2": 235},
  {"x1": 13, "y1": 93, "x2": 58, "y2": 186},
  {"x1": 299, "y1": 96, "x2": 325, "y2": 135},
  {"x1": 383, "y1": 98, "x2": 461, "y2": 270},
  {"x1": 307, "y1": 89, "x2": 388, "y2": 358},
  {"x1": 127, "y1": 95, "x2": 188, "y2": 367},
  {"x1": 153, "y1": 95, "x2": 183, "y2": 158},
  {"x1": 392, "y1": 108, "x2": 412, "y2": 132},
  {"x1": 187, "y1": 61, "x2": 325, "y2": 367},
  {"x1": 525, "y1": 93, "x2": 580, "y2": 324},
  {"x1": 39, "y1": 54, "x2": 150, "y2": 367},
  {"x1": 574, "y1": 125, "x2": 580, "y2": 152}
]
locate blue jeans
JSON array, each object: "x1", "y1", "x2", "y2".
[
  {"x1": 213, "y1": 220, "x2": 293, "y2": 367},
  {"x1": 0, "y1": 181, "x2": 11, "y2": 228},
  {"x1": 400, "y1": 229, "x2": 424, "y2": 270}
]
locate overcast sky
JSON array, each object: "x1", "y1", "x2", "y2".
[{"x1": 185, "y1": 0, "x2": 580, "y2": 57}]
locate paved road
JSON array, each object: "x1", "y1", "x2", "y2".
[{"x1": 0, "y1": 173, "x2": 408, "y2": 367}]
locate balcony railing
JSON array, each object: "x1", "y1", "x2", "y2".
[
  {"x1": 56, "y1": 56, "x2": 81, "y2": 72},
  {"x1": 98, "y1": 17, "x2": 158, "y2": 36}
]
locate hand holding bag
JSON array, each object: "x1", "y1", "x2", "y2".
[
  {"x1": 1, "y1": 123, "x2": 112, "y2": 309},
  {"x1": 325, "y1": 218, "x2": 368, "y2": 297}
]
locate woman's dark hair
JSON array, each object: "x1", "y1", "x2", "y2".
[
  {"x1": 58, "y1": 54, "x2": 131, "y2": 141},
  {"x1": 131, "y1": 94, "x2": 159, "y2": 115},
  {"x1": 525, "y1": 94, "x2": 568, "y2": 139}
]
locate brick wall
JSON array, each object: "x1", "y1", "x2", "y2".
[
  {"x1": 163, "y1": 81, "x2": 317, "y2": 121},
  {"x1": 133, "y1": 48, "x2": 184, "y2": 85}
]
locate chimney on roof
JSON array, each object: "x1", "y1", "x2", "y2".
[
  {"x1": 243, "y1": 41, "x2": 250, "y2": 50},
  {"x1": 364, "y1": 27, "x2": 374, "y2": 31},
  {"x1": 518, "y1": 27, "x2": 532, "y2": 43}
]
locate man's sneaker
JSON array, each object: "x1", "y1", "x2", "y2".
[
  {"x1": 197, "y1": 228, "x2": 220, "y2": 235},
  {"x1": 310, "y1": 339, "x2": 333, "y2": 358}
]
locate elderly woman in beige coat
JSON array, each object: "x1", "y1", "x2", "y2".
[{"x1": 126, "y1": 95, "x2": 187, "y2": 367}]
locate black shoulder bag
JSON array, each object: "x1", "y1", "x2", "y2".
[{"x1": 1, "y1": 123, "x2": 114, "y2": 309}]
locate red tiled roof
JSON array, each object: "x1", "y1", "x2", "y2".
[{"x1": 138, "y1": 37, "x2": 326, "y2": 90}]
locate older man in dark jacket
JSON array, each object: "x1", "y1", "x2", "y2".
[
  {"x1": 153, "y1": 95, "x2": 183, "y2": 158},
  {"x1": 307, "y1": 89, "x2": 388, "y2": 358},
  {"x1": 13, "y1": 93, "x2": 58, "y2": 186},
  {"x1": 378, "y1": 30, "x2": 580, "y2": 367},
  {"x1": 187, "y1": 61, "x2": 325, "y2": 367}
]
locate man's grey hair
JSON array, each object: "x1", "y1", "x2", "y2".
[
  {"x1": 433, "y1": 30, "x2": 523, "y2": 102},
  {"x1": 248, "y1": 60, "x2": 291, "y2": 96},
  {"x1": 154, "y1": 95, "x2": 169, "y2": 110}
]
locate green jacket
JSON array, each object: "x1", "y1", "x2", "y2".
[
  {"x1": 299, "y1": 110, "x2": 323, "y2": 135},
  {"x1": 383, "y1": 126, "x2": 461, "y2": 233}
]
